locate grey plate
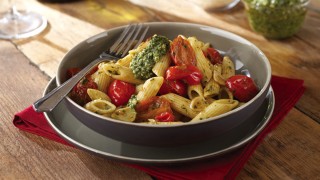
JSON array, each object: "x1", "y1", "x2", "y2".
[{"x1": 44, "y1": 78, "x2": 274, "y2": 165}]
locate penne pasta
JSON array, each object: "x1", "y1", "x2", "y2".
[
  {"x1": 87, "y1": 88, "x2": 111, "y2": 101},
  {"x1": 219, "y1": 87, "x2": 234, "y2": 100},
  {"x1": 84, "y1": 99, "x2": 116, "y2": 115},
  {"x1": 201, "y1": 42, "x2": 210, "y2": 51},
  {"x1": 152, "y1": 52, "x2": 171, "y2": 77},
  {"x1": 188, "y1": 84, "x2": 204, "y2": 100},
  {"x1": 188, "y1": 36, "x2": 213, "y2": 84},
  {"x1": 136, "y1": 77, "x2": 164, "y2": 101},
  {"x1": 111, "y1": 107, "x2": 137, "y2": 122},
  {"x1": 91, "y1": 64, "x2": 112, "y2": 92},
  {"x1": 213, "y1": 63, "x2": 225, "y2": 85},
  {"x1": 101, "y1": 62, "x2": 144, "y2": 85},
  {"x1": 221, "y1": 56, "x2": 235, "y2": 80},
  {"x1": 162, "y1": 93, "x2": 198, "y2": 118},
  {"x1": 190, "y1": 96, "x2": 208, "y2": 112},
  {"x1": 203, "y1": 78, "x2": 220, "y2": 98},
  {"x1": 191, "y1": 99, "x2": 239, "y2": 121}
]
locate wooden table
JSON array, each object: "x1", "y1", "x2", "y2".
[{"x1": 1, "y1": 0, "x2": 319, "y2": 179}]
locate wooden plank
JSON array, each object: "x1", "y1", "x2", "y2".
[
  {"x1": 238, "y1": 108, "x2": 320, "y2": 179},
  {"x1": 0, "y1": 40, "x2": 151, "y2": 180}
]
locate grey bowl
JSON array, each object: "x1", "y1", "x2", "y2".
[{"x1": 56, "y1": 22, "x2": 271, "y2": 147}]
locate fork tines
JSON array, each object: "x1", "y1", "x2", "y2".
[{"x1": 109, "y1": 23, "x2": 149, "y2": 58}]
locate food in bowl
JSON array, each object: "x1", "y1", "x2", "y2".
[
  {"x1": 66, "y1": 34, "x2": 259, "y2": 124},
  {"x1": 56, "y1": 22, "x2": 271, "y2": 146}
]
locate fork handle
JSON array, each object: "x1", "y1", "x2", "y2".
[{"x1": 33, "y1": 57, "x2": 108, "y2": 112}]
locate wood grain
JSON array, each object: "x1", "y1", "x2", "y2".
[
  {"x1": 1, "y1": 0, "x2": 320, "y2": 179},
  {"x1": 237, "y1": 109, "x2": 320, "y2": 179},
  {"x1": 0, "y1": 41, "x2": 151, "y2": 180}
]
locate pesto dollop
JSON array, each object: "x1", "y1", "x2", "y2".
[
  {"x1": 243, "y1": 0, "x2": 308, "y2": 39},
  {"x1": 130, "y1": 35, "x2": 170, "y2": 80},
  {"x1": 127, "y1": 94, "x2": 138, "y2": 109}
]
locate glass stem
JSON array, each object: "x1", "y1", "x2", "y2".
[{"x1": 9, "y1": 5, "x2": 21, "y2": 20}]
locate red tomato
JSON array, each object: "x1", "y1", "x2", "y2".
[
  {"x1": 135, "y1": 96, "x2": 174, "y2": 121},
  {"x1": 165, "y1": 65, "x2": 203, "y2": 85},
  {"x1": 66, "y1": 68, "x2": 81, "y2": 80},
  {"x1": 170, "y1": 36, "x2": 196, "y2": 66},
  {"x1": 107, "y1": 80, "x2": 136, "y2": 106},
  {"x1": 155, "y1": 112, "x2": 175, "y2": 122},
  {"x1": 226, "y1": 75, "x2": 259, "y2": 102},
  {"x1": 204, "y1": 47, "x2": 223, "y2": 65},
  {"x1": 158, "y1": 79, "x2": 187, "y2": 97},
  {"x1": 66, "y1": 66, "x2": 98, "y2": 80},
  {"x1": 70, "y1": 77, "x2": 98, "y2": 106}
]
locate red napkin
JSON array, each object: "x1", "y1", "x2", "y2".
[{"x1": 13, "y1": 75, "x2": 305, "y2": 180}]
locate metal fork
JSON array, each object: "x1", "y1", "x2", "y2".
[{"x1": 33, "y1": 24, "x2": 149, "y2": 112}]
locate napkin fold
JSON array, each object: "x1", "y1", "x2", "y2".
[{"x1": 13, "y1": 75, "x2": 305, "y2": 180}]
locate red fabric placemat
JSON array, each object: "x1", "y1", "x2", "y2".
[{"x1": 13, "y1": 75, "x2": 305, "y2": 180}]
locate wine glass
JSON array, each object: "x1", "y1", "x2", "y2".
[
  {"x1": 191, "y1": 0, "x2": 241, "y2": 12},
  {"x1": 0, "y1": 0, "x2": 47, "y2": 39}
]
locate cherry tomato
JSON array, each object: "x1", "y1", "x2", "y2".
[
  {"x1": 66, "y1": 68, "x2": 81, "y2": 80},
  {"x1": 204, "y1": 47, "x2": 223, "y2": 65},
  {"x1": 183, "y1": 65, "x2": 203, "y2": 85},
  {"x1": 165, "y1": 65, "x2": 203, "y2": 85},
  {"x1": 66, "y1": 66, "x2": 98, "y2": 80},
  {"x1": 107, "y1": 80, "x2": 136, "y2": 106},
  {"x1": 226, "y1": 75, "x2": 259, "y2": 102},
  {"x1": 135, "y1": 96, "x2": 174, "y2": 121},
  {"x1": 155, "y1": 112, "x2": 175, "y2": 122},
  {"x1": 170, "y1": 36, "x2": 196, "y2": 66},
  {"x1": 70, "y1": 77, "x2": 98, "y2": 106},
  {"x1": 158, "y1": 79, "x2": 187, "y2": 97}
]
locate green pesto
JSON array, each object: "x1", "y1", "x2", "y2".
[
  {"x1": 127, "y1": 95, "x2": 138, "y2": 109},
  {"x1": 130, "y1": 35, "x2": 170, "y2": 80},
  {"x1": 243, "y1": 0, "x2": 308, "y2": 39}
]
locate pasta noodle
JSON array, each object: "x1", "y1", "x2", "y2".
[
  {"x1": 162, "y1": 93, "x2": 198, "y2": 118},
  {"x1": 84, "y1": 99, "x2": 116, "y2": 115},
  {"x1": 191, "y1": 99, "x2": 239, "y2": 121},
  {"x1": 152, "y1": 52, "x2": 171, "y2": 77},
  {"x1": 190, "y1": 96, "x2": 208, "y2": 112},
  {"x1": 111, "y1": 107, "x2": 136, "y2": 122},
  {"x1": 187, "y1": 84, "x2": 204, "y2": 100},
  {"x1": 101, "y1": 62, "x2": 144, "y2": 84},
  {"x1": 87, "y1": 88, "x2": 111, "y2": 101},
  {"x1": 203, "y1": 78, "x2": 220, "y2": 98},
  {"x1": 213, "y1": 63, "x2": 225, "y2": 85},
  {"x1": 136, "y1": 77, "x2": 164, "y2": 101},
  {"x1": 188, "y1": 36, "x2": 213, "y2": 84},
  {"x1": 221, "y1": 56, "x2": 235, "y2": 80},
  {"x1": 91, "y1": 63, "x2": 112, "y2": 92}
]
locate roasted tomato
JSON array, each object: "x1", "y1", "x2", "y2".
[
  {"x1": 165, "y1": 65, "x2": 203, "y2": 85},
  {"x1": 204, "y1": 47, "x2": 223, "y2": 65},
  {"x1": 66, "y1": 66, "x2": 98, "y2": 80},
  {"x1": 107, "y1": 80, "x2": 136, "y2": 107},
  {"x1": 155, "y1": 111, "x2": 175, "y2": 122},
  {"x1": 70, "y1": 77, "x2": 98, "y2": 106},
  {"x1": 158, "y1": 79, "x2": 187, "y2": 97},
  {"x1": 226, "y1": 75, "x2": 259, "y2": 102},
  {"x1": 170, "y1": 36, "x2": 196, "y2": 66},
  {"x1": 135, "y1": 96, "x2": 174, "y2": 122},
  {"x1": 66, "y1": 68, "x2": 81, "y2": 80}
]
